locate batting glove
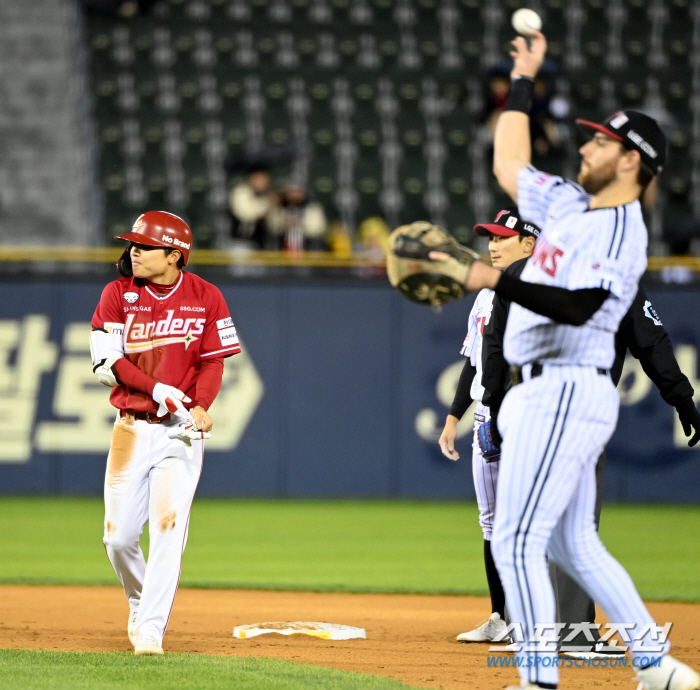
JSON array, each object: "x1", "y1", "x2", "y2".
[
  {"x1": 166, "y1": 424, "x2": 211, "y2": 442},
  {"x1": 153, "y1": 383, "x2": 195, "y2": 424},
  {"x1": 166, "y1": 422, "x2": 209, "y2": 460}
]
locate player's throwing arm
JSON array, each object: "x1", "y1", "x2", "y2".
[{"x1": 387, "y1": 14, "x2": 699, "y2": 690}]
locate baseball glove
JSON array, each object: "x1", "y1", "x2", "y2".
[
  {"x1": 386, "y1": 221, "x2": 481, "y2": 307},
  {"x1": 477, "y1": 420, "x2": 501, "y2": 463}
]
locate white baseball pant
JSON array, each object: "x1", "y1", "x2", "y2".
[
  {"x1": 472, "y1": 403, "x2": 499, "y2": 540},
  {"x1": 492, "y1": 364, "x2": 669, "y2": 687},
  {"x1": 103, "y1": 413, "x2": 203, "y2": 646}
]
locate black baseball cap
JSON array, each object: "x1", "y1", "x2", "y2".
[
  {"x1": 576, "y1": 110, "x2": 666, "y2": 175},
  {"x1": 474, "y1": 208, "x2": 541, "y2": 239}
]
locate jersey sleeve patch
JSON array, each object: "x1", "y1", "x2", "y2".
[
  {"x1": 218, "y1": 326, "x2": 239, "y2": 347},
  {"x1": 217, "y1": 317, "x2": 234, "y2": 329},
  {"x1": 89, "y1": 327, "x2": 125, "y2": 366},
  {"x1": 104, "y1": 322, "x2": 125, "y2": 335}
]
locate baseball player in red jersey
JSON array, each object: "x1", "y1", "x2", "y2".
[{"x1": 90, "y1": 211, "x2": 240, "y2": 655}]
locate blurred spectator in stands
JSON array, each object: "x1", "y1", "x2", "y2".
[
  {"x1": 483, "y1": 73, "x2": 511, "y2": 134},
  {"x1": 229, "y1": 167, "x2": 277, "y2": 249},
  {"x1": 659, "y1": 216, "x2": 700, "y2": 283},
  {"x1": 530, "y1": 77, "x2": 567, "y2": 159},
  {"x1": 356, "y1": 216, "x2": 390, "y2": 262},
  {"x1": 267, "y1": 184, "x2": 327, "y2": 253},
  {"x1": 82, "y1": 0, "x2": 156, "y2": 16},
  {"x1": 327, "y1": 221, "x2": 353, "y2": 258},
  {"x1": 664, "y1": 217, "x2": 699, "y2": 256},
  {"x1": 483, "y1": 65, "x2": 567, "y2": 161}
]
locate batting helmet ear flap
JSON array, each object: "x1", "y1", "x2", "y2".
[{"x1": 117, "y1": 243, "x2": 133, "y2": 278}]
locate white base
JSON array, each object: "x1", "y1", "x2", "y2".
[{"x1": 233, "y1": 621, "x2": 367, "y2": 640}]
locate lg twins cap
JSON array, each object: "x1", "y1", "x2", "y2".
[{"x1": 91, "y1": 271, "x2": 240, "y2": 413}]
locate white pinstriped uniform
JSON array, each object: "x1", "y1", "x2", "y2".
[
  {"x1": 461, "y1": 289, "x2": 499, "y2": 540},
  {"x1": 492, "y1": 166, "x2": 668, "y2": 687}
]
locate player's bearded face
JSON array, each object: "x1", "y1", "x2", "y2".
[{"x1": 577, "y1": 138, "x2": 623, "y2": 195}]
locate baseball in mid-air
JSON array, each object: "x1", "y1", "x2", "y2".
[{"x1": 512, "y1": 8, "x2": 542, "y2": 36}]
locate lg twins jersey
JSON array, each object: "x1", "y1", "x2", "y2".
[
  {"x1": 460, "y1": 288, "x2": 495, "y2": 402},
  {"x1": 504, "y1": 166, "x2": 648, "y2": 369},
  {"x1": 91, "y1": 270, "x2": 240, "y2": 412}
]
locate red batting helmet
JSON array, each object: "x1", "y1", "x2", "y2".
[{"x1": 115, "y1": 211, "x2": 193, "y2": 277}]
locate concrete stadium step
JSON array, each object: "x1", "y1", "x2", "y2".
[{"x1": 0, "y1": 0, "x2": 98, "y2": 246}]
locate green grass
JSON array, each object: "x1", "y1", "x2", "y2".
[
  {"x1": 0, "y1": 498, "x2": 698, "y2": 600},
  {"x1": 597, "y1": 504, "x2": 700, "y2": 601},
  {"x1": 0, "y1": 649, "x2": 421, "y2": 690}
]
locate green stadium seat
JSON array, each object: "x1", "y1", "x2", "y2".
[{"x1": 82, "y1": 0, "x2": 695, "y2": 251}]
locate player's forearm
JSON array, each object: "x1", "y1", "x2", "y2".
[
  {"x1": 493, "y1": 29, "x2": 546, "y2": 199},
  {"x1": 112, "y1": 358, "x2": 158, "y2": 396},
  {"x1": 494, "y1": 272, "x2": 609, "y2": 326},
  {"x1": 193, "y1": 357, "x2": 224, "y2": 410},
  {"x1": 493, "y1": 110, "x2": 531, "y2": 198},
  {"x1": 637, "y1": 344, "x2": 695, "y2": 408}
]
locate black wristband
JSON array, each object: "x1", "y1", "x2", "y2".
[{"x1": 504, "y1": 76, "x2": 535, "y2": 114}]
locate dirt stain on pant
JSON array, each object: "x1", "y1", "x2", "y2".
[
  {"x1": 158, "y1": 512, "x2": 177, "y2": 533},
  {"x1": 107, "y1": 417, "x2": 137, "y2": 485}
]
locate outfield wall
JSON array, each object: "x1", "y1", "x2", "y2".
[{"x1": 1, "y1": 278, "x2": 699, "y2": 502}]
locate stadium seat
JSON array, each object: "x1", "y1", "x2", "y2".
[{"x1": 82, "y1": 0, "x2": 696, "y2": 250}]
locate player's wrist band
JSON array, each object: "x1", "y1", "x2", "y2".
[{"x1": 504, "y1": 75, "x2": 535, "y2": 114}]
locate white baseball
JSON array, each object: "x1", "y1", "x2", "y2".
[{"x1": 512, "y1": 8, "x2": 542, "y2": 36}]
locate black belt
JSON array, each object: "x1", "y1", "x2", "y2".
[
  {"x1": 509, "y1": 363, "x2": 609, "y2": 387},
  {"x1": 120, "y1": 409, "x2": 170, "y2": 424}
]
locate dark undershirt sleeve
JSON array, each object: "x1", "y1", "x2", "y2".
[
  {"x1": 481, "y1": 273, "x2": 513, "y2": 411},
  {"x1": 495, "y1": 272, "x2": 609, "y2": 326},
  {"x1": 482, "y1": 258, "x2": 528, "y2": 439},
  {"x1": 620, "y1": 286, "x2": 695, "y2": 407},
  {"x1": 449, "y1": 359, "x2": 476, "y2": 420}
]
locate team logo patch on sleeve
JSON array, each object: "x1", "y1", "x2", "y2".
[
  {"x1": 104, "y1": 322, "x2": 124, "y2": 335},
  {"x1": 123, "y1": 292, "x2": 139, "y2": 304},
  {"x1": 218, "y1": 326, "x2": 239, "y2": 346},
  {"x1": 643, "y1": 300, "x2": 662, "y2": 326},
  {"x1": 217, "y1": 317, "x2": 234, "y2": 329}
]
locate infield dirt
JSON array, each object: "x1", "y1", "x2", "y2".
[{"x1": 0, "y1": 585, "x2": 698, "y2": 690}]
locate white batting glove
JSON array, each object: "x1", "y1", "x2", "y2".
[
  {"x1": 152, "y1": 382, "x2": 195, "y2": 424},
  {"x1": 166, "y1": 423, "x2": 210, "y2": 460},
  {"x1": 166, "y1": 424, "x2": 211, "y2": 442}
]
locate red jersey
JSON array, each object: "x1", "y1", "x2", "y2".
[{"x1": 92, "y1": 270, "x2": 240, "y2": 413}]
